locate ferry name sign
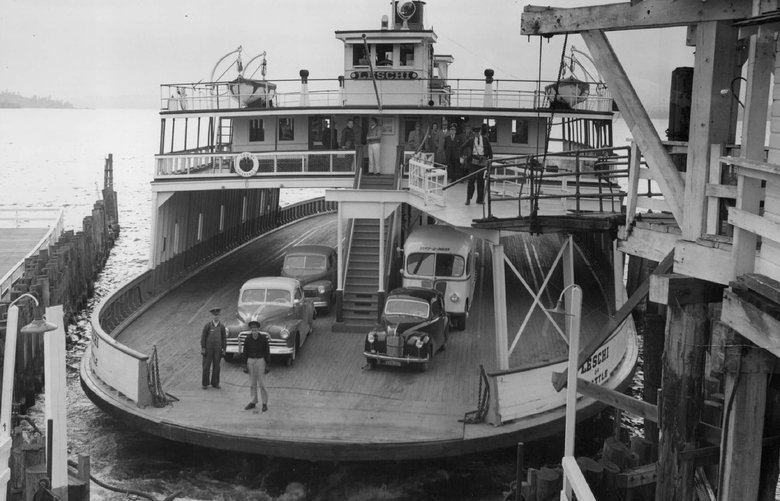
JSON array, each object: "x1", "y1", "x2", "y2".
[{"x1": 350, "y1": 70, "x2": 419, "y2": 80}]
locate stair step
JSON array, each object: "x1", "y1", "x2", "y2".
[
  {"x1": 342, "y1": 312, "x2": 379, "y2": 323},
  {"x1": 344, "y1": 290, "x2": 379, "y2": 299},
  {"x1": 346, "y1": 278, "x2": 379, "y2": 287},
  {"x1": 348, "y1": 269, "x2": 379, "y2": 278},
  {"x1": 348, "y1": 263, "x2": 379, "y2": 272},
  {"x1": 342, "y1": 304, "x2": 379, "y2": 313}
]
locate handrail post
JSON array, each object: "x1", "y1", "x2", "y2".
[
  {"x1": 486, "y1": 160, "x2": 492, "y2": 218},
  {"x1": 575, "y1": 151, "x2": 581, "y2": 213}
]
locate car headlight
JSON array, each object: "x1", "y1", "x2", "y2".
[
  {"x1": 318, "y1": 285, "x2": 327, "y2": 294},
  {"x1": 415, "y1": 338, "x2": 424, "y2": 349},
  {"x1": 449, "y1": 292, "x2": 460, "y2": 303},
  {"x1": 280, "y1": 328, "x2": 290, "y2": 339},
  {"x1": 367, "y1": 333, "x2": 375, "y2": 343}
]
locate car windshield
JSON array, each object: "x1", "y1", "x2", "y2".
[
  {"x1": 384, "y1": 298, "x2": 430, "y2": 319},
  {"x1": 406, "y1": 252, "x2": 465, "y2": 277},
  {"x1": 241, "y1": 288, "x2": 291, "y2": 303},
  {"x1": 284, "y1": 254, "x2": 327, "y2": 271}
]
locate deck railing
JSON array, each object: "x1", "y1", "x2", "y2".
[
  {"x1": 90, "y1": 197, "x2": 336, "y2": 407},
  {"x1": 431, "y1": 147, "x2": 630, "y2": 219},
  {"x1": 160, "y1": 78, "x2": 613, "y2": 113},
  {"x1": 407, "y1": 155, "x2": 447, "y2": 206},
  {"x1": 155, "y1": 150, "x2": 356, "y2": 178}
]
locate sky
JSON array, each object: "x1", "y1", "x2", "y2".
[{"x1": 0, "y1": 0, "x2": 694, "y2": 112}]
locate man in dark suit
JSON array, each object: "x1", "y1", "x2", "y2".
[{"x1": 444, "y1": 123, "x2": 464, "y2": 182}]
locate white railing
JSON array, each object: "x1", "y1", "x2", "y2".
[
  {"x1": 407, "y1": 155, "x2": 447, "y2": 206},
  {"x1": 155, "y1": 150, "x2": 356, "y2": 178},
  {"x1": 0, "y1": 208, "x2": 64, "y2": 300},
  {"x1": 160, "y1": 79, "x2": 614, "y2": 113}
]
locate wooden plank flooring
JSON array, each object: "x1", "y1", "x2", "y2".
[
  {"x1": 83, "y1": 213, "x2": 636, "y2": 460},
  {"x1": 0, "y1": 227, "x2": 49, "y2": 281}
]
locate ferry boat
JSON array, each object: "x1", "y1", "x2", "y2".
[{"x1": 81, "y1": 1, "x2": 638, "y2": 460}]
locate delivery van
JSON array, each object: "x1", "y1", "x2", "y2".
[{"x1": 401, "y1": 225, "x2": 476, "y2": 330}]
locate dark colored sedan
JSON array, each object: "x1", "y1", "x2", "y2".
[
  {"x1": 364, "y1": 287, "x2": 449, "y2": 371},
  {"x1": 281, "y1": 244, "x2": 337, "y2": 314}
]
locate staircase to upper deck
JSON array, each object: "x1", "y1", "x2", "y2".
[{"x1": 339, "y1": 174, "x2": 396, "y2": 331}]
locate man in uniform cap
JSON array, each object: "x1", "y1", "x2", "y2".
[
  {"x1": 243, "y1": 320, "x2": 270, "y2": 412},
  {"x1": 200, "y1": 307, "x2": 227, "y2": 389}
]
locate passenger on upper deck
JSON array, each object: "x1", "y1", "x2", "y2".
[
  {"x1": 322, "y1": 120, "x2": 338, "y2": 150},
  {"x1": 367, "y1": 117, "x2": 381, "y2": 175},
  {"x1": 406, "y1": 122, "x2": 427, "y2": 151},
  {"x1": 460, "y1": 124, "x2": 493, "y2": 205},
  {"x1": 429, "y1": 122, "x2": 445, "y2": 165},
  {"x1": 341, "y1": 120, "x2": 356, "y2": 149},
  {"x1": 444, "y1": 123, "x2": 464, "y2": 182}
]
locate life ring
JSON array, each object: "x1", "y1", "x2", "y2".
[{"x1": 235, "y1": 152, "x2": 259, "y2": 177}]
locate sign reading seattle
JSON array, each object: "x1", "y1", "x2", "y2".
[{"x1": 350, "y1": 70, "x2": 419, "y2": 80}]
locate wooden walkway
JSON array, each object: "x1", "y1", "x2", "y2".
[
  {"x1": 0, "y1": 228, "x2": 49, "y2": 278},
  {"x1": 81, "y1": 213, "x2": 637, "y2": 460}
]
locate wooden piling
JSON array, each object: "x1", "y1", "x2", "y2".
[{"x1": 655, "y1": 300, "x2": 708, "y2": 501}]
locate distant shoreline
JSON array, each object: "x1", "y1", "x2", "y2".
[{"x1": 0, "y1": 91, "x2": 74, "y2": 109}]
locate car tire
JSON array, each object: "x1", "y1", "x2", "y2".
[
  {"x1": 366, "y1": 358, "x2": 377, "y2": 369},
  {"x1": 286, "y1": 333, "x2": 300, "y2": 366}
]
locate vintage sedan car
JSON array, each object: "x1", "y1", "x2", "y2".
[
  {"x1": 226, "y1": 276, "x2": 315, "y2": 366},
  {"x1": 281, "y1": 245, "x2": 337, "y2": 313},
  {"x1": 364, "y1": 287, "x2": 448, "y2": 371}
]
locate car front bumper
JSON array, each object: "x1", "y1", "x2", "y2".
[{"x1": 363, "y1": 351, "x2": 430, "y2": 365}]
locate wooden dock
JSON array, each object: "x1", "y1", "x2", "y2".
[{"x1": 81, "y1": 213, "x2": 637, "y2": 461}]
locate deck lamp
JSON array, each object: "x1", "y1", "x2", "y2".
[{"x1": 1, "y1": 293, "x2": 58, "y2": 500}]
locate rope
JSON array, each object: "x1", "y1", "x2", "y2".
[
  {"x1": 65, "y1": 459, "x2": 180, "y2": 500},
  {"x1": 460, "y1": 365, "x2": 491, "y2": 424},
  {"x1": 147, "y1": 345, "x2": 171, "y2": 408}
]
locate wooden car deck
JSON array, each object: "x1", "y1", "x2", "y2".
[{"x1": 81, "y1": 213, "x2": 636, "y2": 460}]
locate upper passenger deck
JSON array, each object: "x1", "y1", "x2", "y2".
[
  {"x1": 159, "y1": 76, "x2": 614, "y2": 117},
  {"x1": 158, "y1": 1, "x2": 612, "y2": 117}
]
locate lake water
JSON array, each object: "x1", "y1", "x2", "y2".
[{"x1": 0, "y1": 108, "x2": 654, "y2": 500}]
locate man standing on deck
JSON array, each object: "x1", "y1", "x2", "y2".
[
  {"x1": 367, "y1": 117, "x2": 381, "y2": 175},
  {"x1": 201, "y1": 307, "x2": 227, "y2": 389},
  {"x1": 243, "y1": 320, "x2": 270, "y2": 412},
  {"x1": 444, "y1": 123, "x2": 464, "y2": 182}
]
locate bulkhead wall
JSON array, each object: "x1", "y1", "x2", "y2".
[{"x1": 153, "y1": 188, "x2": 279, "y2": 267}]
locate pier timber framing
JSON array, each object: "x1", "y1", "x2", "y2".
[{"x1": 522, "y1": 0, "x2": 780, "y2": 499}]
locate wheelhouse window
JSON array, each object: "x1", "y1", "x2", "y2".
[
  {"x1": 353, "y1": 44, "x2": 369, "y2": 66},
  {"x1": 512, "y1": 119, "x2": 529, "y2": 144},
  {"x1": 400, "y1": 44, "x2": 415, "y2": 66},
  {"x1": 279, "y1": 117, "x2": 294, "y2": 141},
  {"x1": 249, "y1": 119, "x2": 265, "y2": 142},
  {"x1": 406, "y1": 252, "x2": 465, "y2": 277},
  {"x1": 375, "y1": 43, "x2": 394, "y2": 67},
  {"x1": 482, "y1": 118, "x2": 497, "y2": 143}
]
